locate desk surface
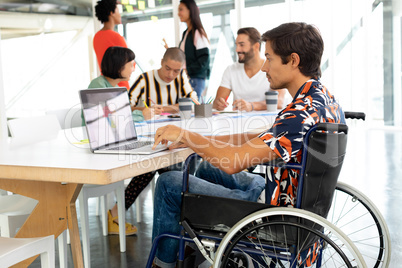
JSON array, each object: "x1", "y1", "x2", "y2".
[{"x1": 0, "y1": 112, "x2": 276, "y2": 185}]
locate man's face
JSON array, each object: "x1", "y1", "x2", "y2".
[
  {"x1": 159, "y1": 59, "x2": 183, "y2": 83},
  {"x1": 235, "y1": 34, "x2": 256, "y2": 64},
  {"x1": 261, "y1": 41, "x2": 292, "y2": 90}
]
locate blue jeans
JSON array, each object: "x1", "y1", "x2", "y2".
[
  {"x1": 152, "y1": 161, "x2": 265, "y2": 267},
  {"x1": 189, "y1": 77, "x2": 205, "y2": 98}
]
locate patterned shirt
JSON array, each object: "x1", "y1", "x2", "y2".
[
  {"x1": 129, "y1": 69, "x2": 197, "y2": 108},
  {"x1": 258, "y1": 79, "x2": 345, "y2": 207}
]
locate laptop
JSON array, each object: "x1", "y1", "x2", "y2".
[{"x1": 79, "y1": 87, "x2": 167, "y2": 155}]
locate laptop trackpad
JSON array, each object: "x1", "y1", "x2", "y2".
[{"x1": 127, "y1": 143, "x2": 168, "y2": 154}]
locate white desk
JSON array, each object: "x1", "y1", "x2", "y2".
[
  {"x1": 0, "y1": 111, "x2": 276, "y2": 267},
  {"x1": 136, "y1": 111, "x2": 277, "y2": 137}
]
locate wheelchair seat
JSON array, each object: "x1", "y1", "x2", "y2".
[{"x1": 181, "y1": 193, "x2": 271, "y2": 233}]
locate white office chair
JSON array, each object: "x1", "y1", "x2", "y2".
[
  {"x1": 46, "y1": 109, "x2": 127, "y2": 268},
  {"x1": 132, "y1": 178, "x2": 156, "y2": 223},
  {"x1": 7, "y1": 114, "x2": 61, "y2": 141},
  {"x1": 6, "y1": 115, "x2": 67, "y2": 268},
  {"x1": 46, "y1": 107, "x2": 83, "y2": 129},
  {"x1": 0, "y1": 195, "x2": 38, "y2": 238},
  {"x1": 0, "y1": 235, "x2": 55, "y2": 268}
]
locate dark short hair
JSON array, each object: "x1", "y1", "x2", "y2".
[
  {"x1": 237, "y1": 27, "x2": 261, "y2": 49},
  {"x1": 261, "y1": 22, "x2": 324, "y2": 78},
  {"x1": 101, "y1": 46, "x2": 135, "y2": 79},
  {"x1": 162, "y1": 47, "x2": 186, "y2": 63},
  {"x1": 95, "y1": 0, "x2": 117, "y2": 23}
]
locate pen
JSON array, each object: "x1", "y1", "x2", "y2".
[
  {"x1": 142, "y1": 99, "x2": 149, "y2": 108},
  {"x1": 191, "y1": 97, "x2": 201, "y2": 105},
  {"x1": 225, "y1": 96, "x2": 229, "y2": 107},
  {"x1": 148, "y1": 97, "x2": 156, "y2": 105}
]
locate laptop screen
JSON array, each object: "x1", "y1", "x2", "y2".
[{"x1": 79, "y1": 88, "x2": 138, "y2": 150}]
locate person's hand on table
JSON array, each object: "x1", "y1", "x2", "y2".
[
  {"x1": 153, "y1": 125, "x2": 187, "y2": 149},
  {"x1": 233, "y1": 99, "x2": 252, "y2": 111},
  {"x1": 153, "y1": 104, "x2": 164, "y2": 115},
  {"x1": 214, "y1": 97, "x2": 229, "y2": 111},
  {"x1": 142, "y1": 107, "x2": 155, "y2": 120},
  {"x1": 168, "y1": 142, "x2": 187, "y2": 150}
]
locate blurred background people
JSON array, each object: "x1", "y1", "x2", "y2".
[
  {"x1": 129, "y1": 47, "x2": 197, "y2": 114},
  {"x1": 93, "y1": 0, "x2": 133, "y2": 89},
  {"x1": 213, "y1": 27, "x2": 287, "y2": 112}
]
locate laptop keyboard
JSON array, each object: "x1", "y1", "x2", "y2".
[{"x1": 105, "y1": 141, "x2": 153, "y2": 151}]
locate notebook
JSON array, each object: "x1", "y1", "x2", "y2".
[{"x1": 79, "y1": 87, "x2": 167, "y2": 155}]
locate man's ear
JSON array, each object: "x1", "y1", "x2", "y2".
[
  {"x1": 290, "y1": 53, "x2": 300, "y2": 67},
  {"x1": 254, "y1": 42, "x2": 260, "y2": 52}
]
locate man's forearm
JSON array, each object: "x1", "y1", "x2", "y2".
[
  {"x1": 252, "y1": 101, "x2": 267, "y2": 111},
  {"x1": 181, "y1": 130, "x2": 274, "y2": 174},
  {"x1": 207, "y1": 132, "x2": 260, "y2": 145},
  {"x1": 162, "y1": 104, "x2": 179, "y2": 114}
]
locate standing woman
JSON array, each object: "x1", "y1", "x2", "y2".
[{"x1": 178, "y1": 0, "x2": 210, "y2": 98}]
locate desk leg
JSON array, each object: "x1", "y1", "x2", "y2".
[
  {"x1": 0, "y1": 179, "x2": 83, "y2": 267},
  {"x1": 66, "y1": 183, "x2": 84, "y2": 268}
]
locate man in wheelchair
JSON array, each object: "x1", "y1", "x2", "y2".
[{"x1": 151, "y1": 22, "x2": 346, "y2": 268}]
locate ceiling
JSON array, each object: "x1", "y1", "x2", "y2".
[
  {"x1": 0, "y1": 0, "x2": 176, "y2": 39},
  {"x1": 0, "y1": 0, "x2": 285, "y2": 39},
  {"x1": 0, "y1": 0, "x2": 93, "y2": 16}
]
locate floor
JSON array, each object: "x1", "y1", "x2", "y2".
[{"x1": 30, "y1": 123, "x2": 402, "y2": 267}]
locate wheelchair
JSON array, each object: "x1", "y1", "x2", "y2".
[{"x1": 147, "y1": 112, "x2": 391, "y2": 267}]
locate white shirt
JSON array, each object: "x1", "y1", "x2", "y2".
[{"x1": 220, "y1": 62, "x2": 270, "y2": 102}]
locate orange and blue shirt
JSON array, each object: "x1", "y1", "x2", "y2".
[{"x1": 258, "y1": 79, "x2": 345, "y2": 207}]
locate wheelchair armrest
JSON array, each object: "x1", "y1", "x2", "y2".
[
  {"x1": 344, "y1": 111, "x2": 366, "y2": 121},
  {"x1": 314, "y1": 122, "x2": 348, "y2": 134}
]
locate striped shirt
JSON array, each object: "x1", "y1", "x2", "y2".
[{"x1": 129, "y1": 69, "x2": 197, "y2": 107}]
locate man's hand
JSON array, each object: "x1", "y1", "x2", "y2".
[
  {"x1": 153, "y1": 105, "x2": 164, "y2": 115},
  {"x1": 153, "y1": 125, "x2": 187, "y2": 149},
  {"x1": 168, "y1": 142, "x2": 187, "y2": 150},
  {"x1": 214, "y1": 97, "x2": 229, "y2": 111},
  {"x1": 142, "y1": 108, "x2": 154, "y2": 120},
  {"x1": 233, "y1": 99, "x2": 252, "y2": 111}
]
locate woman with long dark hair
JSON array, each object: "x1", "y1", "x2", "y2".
[{"x1": 178, "y1": 0, "x2": 210, "y2": 98}]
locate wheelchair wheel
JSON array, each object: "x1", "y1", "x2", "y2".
[
  {"x1": 214, "y1": 207, "x2": 366, "y2": 268},
  {"x1": 329, "y1": 182, "x2": 391, "y2": 268}
]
